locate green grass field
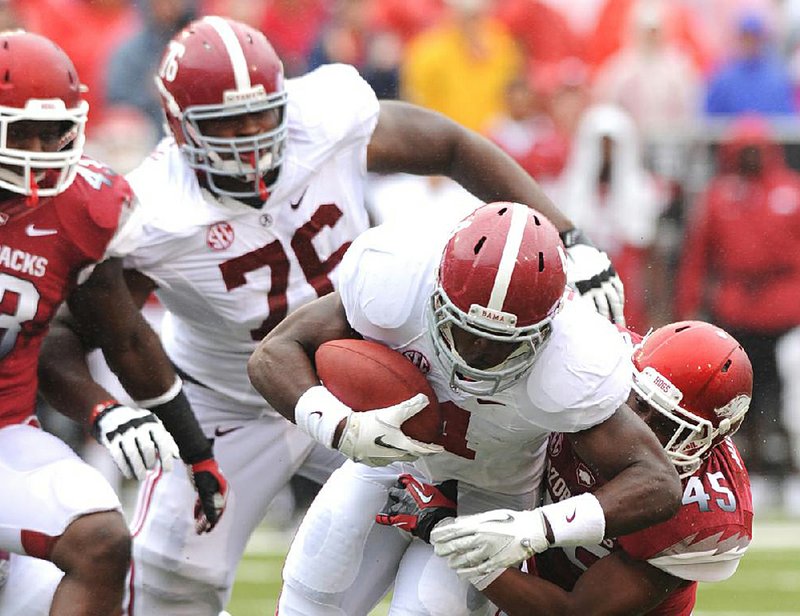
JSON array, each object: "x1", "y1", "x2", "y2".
[{"x1": 226, "y1": 518, "x2": 800, "y2": 616}]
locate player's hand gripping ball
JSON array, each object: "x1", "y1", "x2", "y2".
[{"x1": 315, "y1": 339, "x2": 443, "y2": 443}]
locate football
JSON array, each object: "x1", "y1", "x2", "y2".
[{"x1": 315, "y1": 339, "x2": 442, "y2": 444}]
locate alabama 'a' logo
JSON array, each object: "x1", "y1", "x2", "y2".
[
  {"x1": 403, "y1": 350, "x2": 431, "y2": 375},
  {"x1": 207, "y1": 222, "x2": 234, "y2": 250}
]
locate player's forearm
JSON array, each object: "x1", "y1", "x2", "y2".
[
  {"x1": 448, "y1": 129, "x2": 573, "y2": 232},
  {"x1": 97, "y1": 315, "x2": 179, "y2": 401},
  {"x1": 248, "y1": 292, "x2": 353, "y2": 423},
  {"x1": 38, "y1": 322, "x2": 117, "y2": 425},
  {"x1": 481, "y1": 569, "x2": 576, "y2": 616},
  {"x1": 247, "y1": 336, "x2": 321, "y2": 422},
  {"x1": 593, "y1": 459, "x2": 682, "y2": 538}
]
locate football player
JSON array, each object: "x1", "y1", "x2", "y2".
[
  {"x1": 0, "y1": 31, "x2": 225, "y2": 616},
  {"x1": 38, "y1": 16, "x2": 628, "y2": 616},
  {"x1": 248, "y1": 202, "x2": 681, "y2": 615},
  {"x1": 382, "y1": 321, "x2": 753, "y2": 616}
]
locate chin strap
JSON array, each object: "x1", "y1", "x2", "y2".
[
  {"x1": 26, "y1": 174, "x2": 39, "y2": 208},
  {"x1": 257, "y1": 175, "x2": 268, "y2": 201}
]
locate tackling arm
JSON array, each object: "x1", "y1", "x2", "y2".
[
  {"x1": 431, "y1": 405, "x2": 680, "y2": 579},
  {"x1": 482, "y1": 551, "x2": 683, "y2": 616},
  {"x1": 40, "y1": 262, "x2": 166, "y2": 410},
  {"x1": 567, "y1": 403, "x2": 682, "y2": 540}
]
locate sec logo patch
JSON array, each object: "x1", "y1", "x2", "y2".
[{"x1": 207, "y1": 222, "x2": 234, "y2": 250}]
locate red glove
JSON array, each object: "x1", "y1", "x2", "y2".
[
  {"x1": 376, "y1": 474, "x2": 457, "y2": 543},
  {"x1": 188, "y1": 458, "x2": 228, "y2": 534}
]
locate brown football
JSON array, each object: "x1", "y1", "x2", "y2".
[{"x1": 315, "y1": 339, "x2": 442, "y2": 443}]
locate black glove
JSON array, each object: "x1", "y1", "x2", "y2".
[
  {"x1": 188, "y1": 457, "x2": 228, "y2": 534},
  {"x1": 376, "y1": 474, "x2": 457, "y2": 543},
  {"x1": 560, "y1": 228, "x2": 626, "y2": 326}
]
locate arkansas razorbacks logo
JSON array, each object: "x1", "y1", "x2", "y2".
[
  {"x1": 207, "y1": 222, "x2": 234, "y2": 250},
  {"x1": 576, "y1": 462, "x2": 596, "y2": 488}
]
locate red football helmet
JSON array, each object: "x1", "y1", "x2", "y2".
[
  {"x1": 155, "y1": 16, "x2": 288, "y2": 200},
  {"x1": 0, "y1": 31, "x2": 87, "y2": 200},
  {"x1": 429, "y1": 202, "x2": 567, "y2": 394},
  {"x1": 631, "y1": 321, "x2": 753, "y2": 477}
]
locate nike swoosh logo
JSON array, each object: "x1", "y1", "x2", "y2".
[
  {"x1": 290, "y1": 187, "x2": 308, "y2": 210},
  {"x1": 214, "y1": 426, "x2": 243, "y2": 438},
  {"x1": 374, "y1": 435, "x2": 405, "y2": 451},
  {"x1": 409, "y1": 483, "x2": 434, "y2": 504},
  {"x1": 309, "y1": 411, "x2": 322, "y2": 419},
  {"x1": 25, "y1": 224, "x2": 58, "y2": 237},
  {"x1": 566, "y1": 509, "x2": 576, "y2": 523}
]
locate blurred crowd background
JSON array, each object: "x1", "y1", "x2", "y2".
[{"x1": 12, "y1": 0, "x2": 800, "y2": 515}]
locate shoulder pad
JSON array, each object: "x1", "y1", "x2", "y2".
[
  {"x1": 526, "y1": 303, "x2": 631, "y2": 431},
  {"x1": 55, "y1": 159, "x2": 133, "y2": 261},
  {"x1": 286, "y1": 64, "x2": 379, "y2": 147}
]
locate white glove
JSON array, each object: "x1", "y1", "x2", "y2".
[
  {"x1": 338, "y1": 393, "x2": 445, "y2": 466},
  {"x1": 294, "y1": 386, "x2": 444, "y2": 467},
  {"x1": 91, "y1": 402, "x2": 180, "y2": 480},
  {"x1": 564, "y1": 243, "x2": 626, "y2": 327},
  {"x1": 430, "y1": 508, "x2": 549, "y2": 578}
]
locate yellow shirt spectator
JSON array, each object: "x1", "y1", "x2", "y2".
[{"x1": 402, "y1": 15, "x2": 522, "y2": 133}]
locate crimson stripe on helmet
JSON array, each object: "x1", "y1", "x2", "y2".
[
  {"x1": 488, "y1": 203, "x2": 527, "y2": 311},
  {"x1": 202, "y1": 16, "x2": 251, "y2": 91}
]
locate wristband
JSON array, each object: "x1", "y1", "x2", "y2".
[
  {"x1": 294, "y1": 386, "x2": 352, "y2": 448},
  {"x1": 89, "y1": 399, "x2": 119, "y2": 425},
  {"x1": 540, "y1": 493, "x2": 605, "y2": 547},
  {"x1": 135, "y1": 376, "x2": 183, "y2": 408},
  {"x1": 148, "y1": 386, "x2": 212, "y2": 464}
]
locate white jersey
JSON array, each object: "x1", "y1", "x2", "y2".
[
  {"x1": 337, "y1": 218, "x2": 632, "y2": 494},
  {"x1": 122, "y1": 64, "x2": 380, "y2": 407}
]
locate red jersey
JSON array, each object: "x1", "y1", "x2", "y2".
[
  {"x1": 535, "y1": 433, "x2": 753, "y2": 615},
  {"x1": 0, "y1": 158, "x2": 133, "y2": 427}
]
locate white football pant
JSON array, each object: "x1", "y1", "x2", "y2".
[{"x1": 278, "y1": 460, "x2": 538, "y2": 616}]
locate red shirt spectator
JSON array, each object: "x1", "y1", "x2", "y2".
[
  {"x1": 584, "y1": 0, "x2": 713, "y2": 75},
  {"x1": 495, "y1": 0, "x2": 581, "y2": 65},
  {"x1": 676, "y1": 116, "x2": 800, "y2": 332},
  {"x1": 260, "y1": 0, "x2": 330, "y2": 77},
  {"x1": 370, "y1": 0, "x2": 446, "y2": 45}
]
